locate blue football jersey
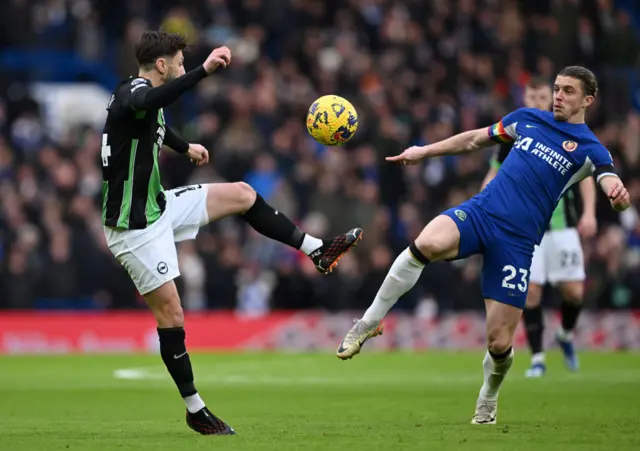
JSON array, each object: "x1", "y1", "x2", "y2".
[{"x1": 475, "y1": 108, "x2": 616, "y2": 244}]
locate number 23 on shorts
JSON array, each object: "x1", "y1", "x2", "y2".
[{"x1": 502, "y1": 265, "x2": 528, "y2": 293}]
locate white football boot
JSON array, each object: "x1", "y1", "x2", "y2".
[
  {"x1": 336, "y1": 319, "x2": 383, "y2": 360},
  {"x1": 471, "y1": 397, "x2": 498, "y2": 425}
]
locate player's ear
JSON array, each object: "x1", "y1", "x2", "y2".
[
  {"x1": 155, "y1": 57, "x2": 167, "y2": 75},
  {"x1": 583, "y1": 95, "x2": 594, "y2": 108}
]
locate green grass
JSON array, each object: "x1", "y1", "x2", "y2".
[{"x1": 1, "y1": 352, "x2": 639, "y2": 450}]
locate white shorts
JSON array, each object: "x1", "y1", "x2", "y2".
[
  {"x1": 529, "y1": 228, "x2": 585, "y2": 286},
  {"x1": 104, "y1": 184, "x2": 208, "y2": 295}
]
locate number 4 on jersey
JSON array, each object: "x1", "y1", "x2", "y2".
[
  {"x1": 514, "y1": 136, "x2": 533, "y2": 151},
  {"x1": 101, "y1": 133, "x2": 111, "y2": 167}
]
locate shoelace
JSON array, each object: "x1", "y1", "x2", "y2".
[
  {"x1": 475, "y1": 402, "x2": 495, "y2": 420},
  {"x1": 343, "y1": 319, "x2": 371, "y2": 346}
]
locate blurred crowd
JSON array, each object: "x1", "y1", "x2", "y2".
[{"x1": 0, "y1": 0, "x2": 639, "y2": 313}]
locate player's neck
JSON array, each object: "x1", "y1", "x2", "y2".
[
  {"x1": 567, "y1": 111, "x2": 586, "y2": 125},
  {"x1": 138, "y1": 70, "x2": 164, "y2": 87}
]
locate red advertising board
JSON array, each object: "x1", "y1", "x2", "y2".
[
  {"x1": 0, "y1": 311, "x2": 295, "y2": 354},
  {"x1": 0, "y1": 310, "x2": 638, "y2": 354}
]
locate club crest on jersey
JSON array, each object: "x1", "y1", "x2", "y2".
[
  {"x1": 562, "y1": 141, "x2": 578, "y2": 152},
  {"x1": 157, "y1": 262, "x2": 168, "y2": 275},
  {"x1": 454, "y1": 210, "x2": 467, "y2": 221}
]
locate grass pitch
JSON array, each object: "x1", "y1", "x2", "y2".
[{"x1": 1, "y1": 352, "x2": 639, "y2": 451}]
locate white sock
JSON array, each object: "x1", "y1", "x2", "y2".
[
  {"x1": 362, "y1": 248, "x2": 425, "y2": 323},
  {"x1": 479, "y1": 348, "x2": 514, "y2": 401},
  {"x1": 184, "y1": 393, "x2": 206, "y2": 413},
  {"x1": 531, "y1": 352, "x2": 545, "y2": 365},
  {"x1": 300, "y1": 234, "x2": 324, "y2": 255}
]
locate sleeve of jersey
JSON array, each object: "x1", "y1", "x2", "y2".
[
  {"x1": 164, "y1": 127, "x2": 189, "y2": 154},
  {"x1": 128, "y1": 66, "x2": 208, "y2": 111},
  {"x1": 591, "y1": 146, "x2": 618, "y2": 183},
  {"x1": 487, "y1": 109, "x2": 524, "y2": 144}
]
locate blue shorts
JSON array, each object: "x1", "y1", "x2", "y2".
[{"x1": 442, "y1": 200, "x2": 535, "y2": 309}]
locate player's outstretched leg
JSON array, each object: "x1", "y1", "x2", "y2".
[
  {"x1": 472, "y1": 300, "x2": 521, "y2": 425},
  {"x1": 146, "y1": 282, "x2": 235, "y2": 436},
  {"x1": 523, "y1": 283, "x2": 546, "y2": 378},
  {"x1": 555, "y1": 282, "x2": 583, "y2": 372},
  {"x1": 204, "y1": 182, "x2": 362, "y2": 273},
  {"x1": 337, "y1": 215, "x2": 460, "y2": 359}
]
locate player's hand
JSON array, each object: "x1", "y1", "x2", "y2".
[
  {"x1": 203, "y1": 46, "x2": 231, "y2": 74},
  {"x1": 385, "y1": 146, "x2": 427, "y2": 166},
  {"x1": 187, "y1": 144, "x2": 209, "y2": 166},
  {"x1": 607, "y1": 178, "x2": 630, "y2": 212},
  {"x1": 577, "y1": 213, "x2": 597, "y2": 239}
]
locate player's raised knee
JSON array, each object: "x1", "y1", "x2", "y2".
[
  {"x1": 205, "y1": 182, "x2": 257, "y2": 216},
  {"x1": 235, "y1": 182, "x2": 256, "y2": 206},
  {"x1": 413, "y1": 236, "x2": 451, "y2": 261},
  {"x1": 226, "y1": 182, "x2": 256, "y2": 213},
  {"x1": 413, "y1": 215, "x2": 461, "y2": 261},
  {"x1": 413, "y1": 240, "x2": 436, "y2": 260}
]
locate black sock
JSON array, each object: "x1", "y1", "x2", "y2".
[
  {"x1": 523, "y1": 305, "x2": 544, "y2": 354},
  {"x1": 158, "y1": 327, "x2": 197, "y2": 398},
  {"x1": 241, "y1": 193, "x2": 305, "y2": 249},
  {"x1": 561, "y1": 300, "x2": 582, "y2": 332}
]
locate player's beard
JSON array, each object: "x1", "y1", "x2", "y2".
[
  {"x1": 553, "y1": 110, "x2": 567, "y2": 121},
  {"x1": 165, "y1": 68, "x2": 179, "y2": 83},
  {"x1": 555, "y1": 99, "x2": 586, "y2": 121},
  {"x1": 553, "y1": 107, "x2": 571, "y2": 122}
]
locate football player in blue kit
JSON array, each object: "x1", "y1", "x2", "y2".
[
  {"x1": 481, "y1": 77, "x2": 597, "y2": 378},
  {"x1": 336, "y1": 66, "x2": 630, "y2": 424}
]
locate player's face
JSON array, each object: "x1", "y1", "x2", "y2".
[
  {"x1": 523, "y1": 86, "x2": 552, "y2": 111},
  {"x1": 162, "y1": 51, "x2": 186, "y2": 83},
  {"x1": 552, "y1": 76, "x2": 593, "y2": 121}
]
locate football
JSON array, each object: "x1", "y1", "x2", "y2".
[{"x1": 306, "y1": 95, "x2": 359, "y2": 146}]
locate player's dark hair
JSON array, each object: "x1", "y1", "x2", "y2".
[
  {"x1": 558, "y1": 66, "x2": 598, "y2": 98},
  {"x1": 526, "y1": 76, "x2": 550, "y2": 90},
  {"x1": 134, "y1": 30, "x2": 188, "y2": 69}
]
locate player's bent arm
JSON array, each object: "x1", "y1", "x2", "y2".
[
  {"x1": 598, "y1": 174, "x2": 631, "y2": 212},
  {"x1": 164, "y1": 127, "x2": 189, "y2": 154},
  {"x1": 421, "y1": 128, "x2": 497, "y2": 158},
  {"x1": 129, "y1": 66, "x2": 208, "y2": 111}
]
